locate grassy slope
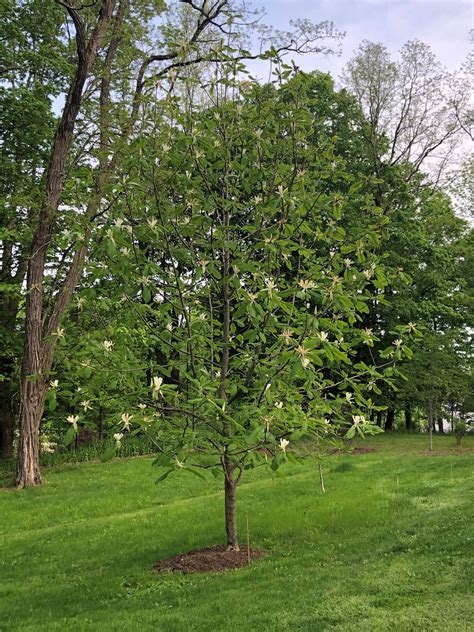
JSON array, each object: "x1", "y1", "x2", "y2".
[{"x1": 0, "y1": 434, "x2": 473, "y2": 632}]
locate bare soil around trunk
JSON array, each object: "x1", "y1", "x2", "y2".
[{"x1": 154, "y1": 545, "x2": 266, "y2": 574}]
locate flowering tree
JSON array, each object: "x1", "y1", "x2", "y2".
[{"x1": 96, "y1": 69, "x2": 415, "y2": 550}]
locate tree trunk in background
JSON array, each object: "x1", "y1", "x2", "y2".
[
  {"x1": 405, "y1": 404, "x2": 412, "y2": 433},
  {"x1": 0, "y1": 401, "x2": 15, "y2": 460},
  {"x1": 438, "y1": 416, "x2": 444, "y2": 434},
  {"x1": 385, "y1": 407, "x2": 395, "y2": 431},
  {"x1": 376, "y1": 411, "x2": 383, "y2": 427}
]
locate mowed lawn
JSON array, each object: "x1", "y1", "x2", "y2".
[{"x1": 1, "y1": 435, "x2": 473, "y2": 631}]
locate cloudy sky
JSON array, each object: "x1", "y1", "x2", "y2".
[{"x1": 246, "y1": 0, "x2": 472, "y2": 79}]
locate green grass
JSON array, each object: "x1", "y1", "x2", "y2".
[{"x1": 1, "y1": 434, "x2": 473, "y2": 631}]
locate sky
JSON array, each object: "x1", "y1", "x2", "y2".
[{"x1": 245, "y1": 0, "x2": 473, "y2": 80}]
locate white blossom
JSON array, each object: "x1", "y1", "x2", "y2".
[
  {"x1": 298, "y1": 279, "x2": 315, "y2": 291},
  {"x1": 151, "y1": 376, "x2": 163, "y2": 399},
  {"x1": 102, "y1": 340, "x2": 114, "y2": 352},
  {"x1": 275, "y1": 401, "x2": 284, "y2": 409},
  {"x1": 279, "y1": 438, "x2": 290, "y2": 452},
  {"x1": 50, "y1": 380, "x2": 59, "y2": 389},
  {"x1": 114, "y1": 432, "x2": 124, "y2": 447},
  {"x1": 80, "y1": 400, "x2": 92, "y2": 411},
  {"x1": 55, "y1": 327, "x2": 65, "y2": 338},
  {"x1": 393, "y1": 338, "x2": 403, "y2": 349},
  {"x1": 121, "y1": 413, "x2": 133, "y2": 431},
  {"x1": 317, "y1": 331, "x2": 329, "y2": 342},
  {"x1": 138, "y1": 403, "x2": 147, "y2": 410},
  {"x1": 147, "y1": 218, "x2": 158, "y2": 229},
  {"x1": 67, "y1": 415, "x2": 79, "y2": 430}
]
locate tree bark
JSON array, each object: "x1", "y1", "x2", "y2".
[
  {"x1": 385, "y1": 406, "x2": 395, "y2": 431},
  {"x1": 0, "y1": 401, "x2": 15, "y2": 460},
  {"x1": 15, "y1": 1, "x2": 117, "y2": 488},
  {"x1": 438, "y1": 416, "x2": 444, "y2": 434},
  {"x1": 405, "y1": 404, "x2": 412, "y2": 433},
  {"x1": 376, "y1": 410, "x2": 383, "y2": 427},
  {"x1": 224, "y1": 458, "x2": 239, "y2": 550}
]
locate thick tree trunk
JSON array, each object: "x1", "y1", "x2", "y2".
[
  {"x1": 405, "y1": 404, "x2": 412, "y2": 433},
  {"x1": 15, "y1": 379, "x2": 47, "y2": 487},
  {"x1": 385, "y1": 407, "x2": 395, "y2": 431},
  {"x1": 438, "y1": 416, "x2": 444, "y2": 434},
  {"x1": 224, "y1": 470, "x2": 239, "y2": 551},
  {"x1": 376, "y1": 411, "x2": 383, "y2": 427}
]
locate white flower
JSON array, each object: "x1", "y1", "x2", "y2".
[
  {"x1": 301, "y1": 357, "x2": 311, "y2": 369},
  {"x1": 407, "y1": 322, "x2": 417, "y2": 332},
  {"x1": 275, "y1": 401, "x2": 284, "y2": 409},
  {"x1": 298, "y1": 279, "x2": 315, "y2": 291},
  {"x1": 252, "y1": 195, "x2": 263, "y2": 205},
  {"x1": 175, "y1": 457, "x2": 185, "y2": 468},
  {"x1": 393, "y1": 338, "x2": 403, "y2": 349},
  {"x1": 121, "y1": 413, "x2": 133, "y2": 431},
  {"x1": 281, "y1": 329, "x2": 293, "y2": 344},
  {"x1": 102, "y1": 340, "x2": 114, "y2": 352},
  {"x1": 363, "y1": 269, "x2": 373, "y2": 279},
  {"x1": 80, "y1": 400, "x2": 92, "y2": 411},
  {"x1": 138, "y1": 403, "x2": 147, "y2": 410},
  {"x1": 277, "y1": 185, "x2": 288, "y2": 198},
  {"x1": 247, "y1": 291, "x2": 258, "y2": 303},
  {"x1": 254, "y1": 128, "x2": 263, "y2": 139},
  {"x1": 76, "y1": 297, "x2": 86, "y2": 310},
  {"x1": 317, "y1": 331, "x2": 329, "y2": 342},
  {"x1": 114, "y1": 432, "x2": 123, "y2": 447},
  {"x1": 352, "y1": 414, "x2": 366, "y2": 426},
  {"x1": 120, "y1": 247, "x2": 131, "y2": 257},
  {"x1": 106, "y1": 228, "x2": 115, "y2": 244},
  {"x1": 265, "y1": 278, "x2": 277, "y2": 294},
  {"x1": 345, "y1": 392, "x2": 353, "y2": 402},
  {"x1": 147, "y1": 217, "x2": 158, "y2": 229},
  {"x1": 114, "y1": 218, "x2": 124, "y2": 228},
  {"x1": 198, "y1": 259, "x2": 209, "y2": 272},
  {"x1": 67, "y1": 415, "x2": 79, "y2": 430},
  {"x1": 138, "y1": 275, "x2": 150, "y2": 286},
  {"x1": 55, "y1": 327, "x2": 65, "y2": 338},
  {"x1": 50, "y1": 380, "x2": 59, "y2": 389},
  {"x1": 166, "y1": 323, "x2": 173, "y2": 332},
  {"x1": 151, "y1": 376, "x2": 163, "y2": 399},
  {"x1": 162, "y1": 143, "x2": 171, "y2": 153},
  {"x1": 40, "y1": 439, "x2": 57, "y2": 454},
  {"x1": 279, "y1": 438, "x2": 290, "y2": 452},
  {"x1": 343, "y1": 258, "x2": 353, "y2": 268},
  {"x1": 194, "y1": 149, "x2": 204, "y2": 159}
]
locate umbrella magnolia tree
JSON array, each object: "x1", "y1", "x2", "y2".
[{"x1": 83, "y1": 69, "x2": 416, "y2": 550}]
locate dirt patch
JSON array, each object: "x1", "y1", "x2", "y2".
[
  {"x1": 154, "y1": 545, "x2": 266, "y2": 574},
  {"x1": 350, "y1": 446, "x2": 377, "y2": 455}
]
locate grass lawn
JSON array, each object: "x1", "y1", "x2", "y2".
[{"x1": 1, "y1": 434, "x2": 473, "y2": 631}]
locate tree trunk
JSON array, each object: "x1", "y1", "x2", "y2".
[
  {"x1": 376, "y1": 411, "x2": 383, "y2": 427},
  {"x1": 438, "y1": 416, "x2": 444, "y2": 434},
  {"x1": 428, "y1": 399, "x2": 434, "y2": 452},
  {"x1": 224, "y1": 465, "x2": 239, "y2": 550},
  {"x1": 385, "y1": 407, "x2": 395, "y2": 431},
  {"x1": 0, "y1": 401, "x2": 15, "y2": 460},
  {"x1": 15, "y1": 378, "x2": 47, "y2": 487},
  {"x1": 405, "y1": 404, "x2": 412, "y2": 433}
]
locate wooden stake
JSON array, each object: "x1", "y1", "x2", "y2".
[
  {"x1": 319, "y1": 463, "x2": 326, "y2": 493},
  {"x1": 245, "y1": 512, "x2": 250, "y2": 564}
]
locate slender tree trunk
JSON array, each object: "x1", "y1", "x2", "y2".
[
  {"x1": 428, "y1": 399, "x2": 434, "y2": 452},
  {"x1": 318, "y1": 462, "x2": 326, "y2": 493},
  {"x1": 224, "y1": 457, "x2": 239, "y2": 550},
  {"x1": 376, "y1": 411, "x2": 383, "y2": 427},
  {"x1": 405, "y1": 404, "x2": 412, "y2": 433},
  {"x1": 0, "y1": 401, "x2": 15, "y2": 460},
  {"x1": 385, "y1": 406, "x2": 395, "y2": 431}
]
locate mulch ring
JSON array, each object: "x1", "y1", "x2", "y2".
[
  {"x1": 350, "y1": 446, "x2": 377, "y2": 455},
  {"x1": 154, "y1": 545, "x2": 266, "y2": 574}
]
